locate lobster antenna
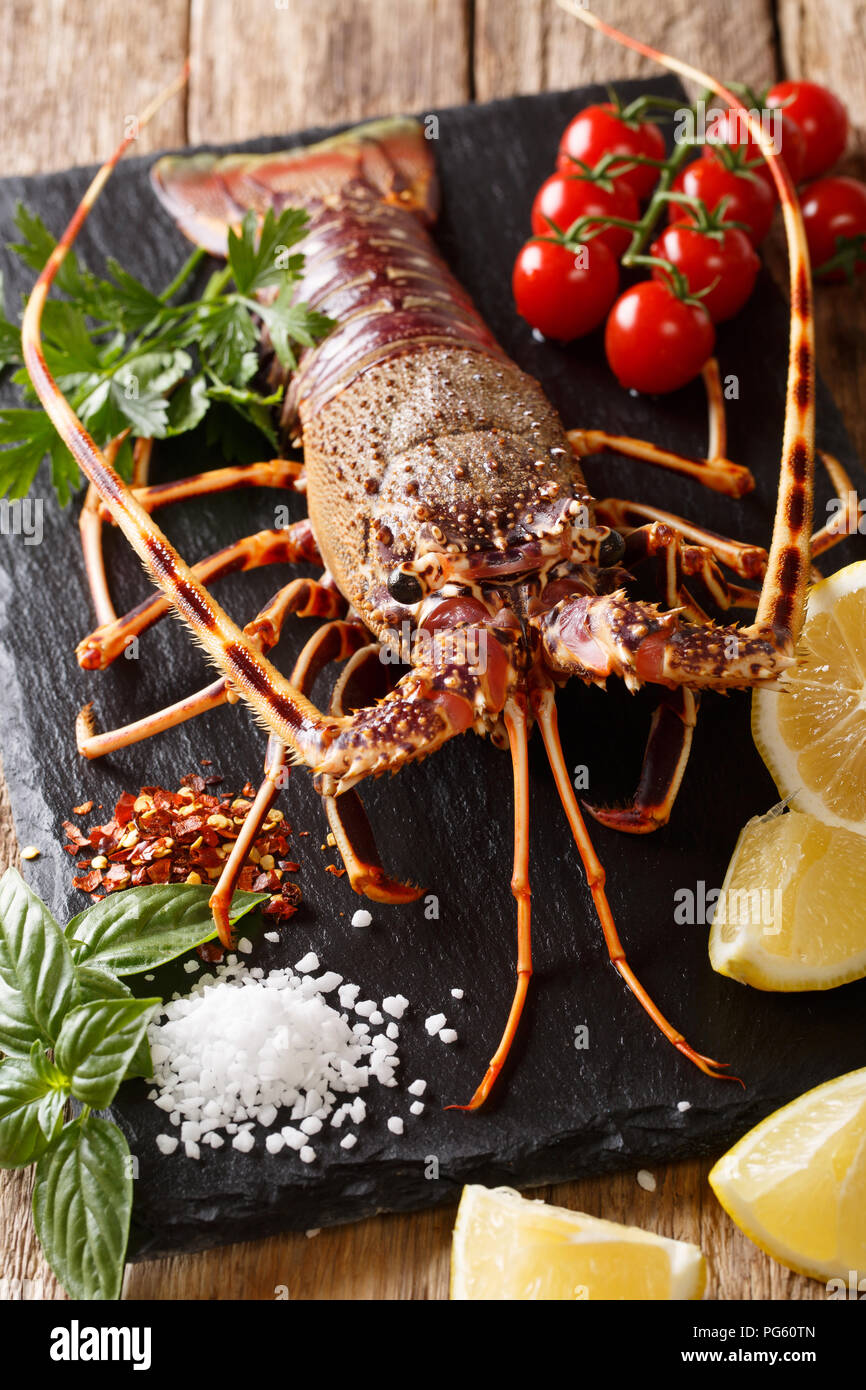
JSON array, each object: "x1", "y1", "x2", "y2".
[
  {"x1": 20, "y1": 65, "x2": 333, "y2": 759},
  {"x1": 556, "y1": 0, "x2": 815, "y2": 644}
]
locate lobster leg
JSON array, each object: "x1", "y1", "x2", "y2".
[
  {"x1": 322, "y1": 643, "x2": 422, "y2": 904},
  {"x1": 77, "y1": 679, "x2": 231, "y2": 759},
  {"x1": 96, "y1": 457, "x2": 303, "y2": 522},
  {"x1": 535, "y1": 686, "x2": 735, "y2": 1080},
  {"x1": 596, "y1": 499, "x2": 768, "y2": 581},
  {"x1": 209, "y1": 618, "x2": 370, "y2": 944},
  {"x1": 77, "y1": 519, "x2": 322, "y2": 668},
  {"x1": 80, "y1": 432, "x2": 149, "y2": 624},
  {"x1": 587, "y1": 688, "x2": 699, "y2": 835},
  {"x1": 569, "y1": 358, "x2": 750, "y2": 499},
  {"x1": 448, "y1": 695, "x2": 532, "y2": 1110},
  {"x1": 75, "y1": 573, "x2": 344, "y2": 757},
  {"x1": 210, "y1": 732, "x2": 289, "y2": 944},
  {"x1": 619, "y1": 520, "x2": 725, "y2": 622},
  {"x1": 588, "y1": 522, "x2": 704, "y2": 834},
  {"x1": 810, "y1": 450, "x2": 860, "y2": 562}
]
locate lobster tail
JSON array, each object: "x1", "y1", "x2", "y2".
[{"x1": 150, "y1": 116, "x2": 439, "y2": 256}]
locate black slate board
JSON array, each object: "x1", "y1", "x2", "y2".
[{"x1": 2, "y1": 77, "x2": 865, "y2": 1262}]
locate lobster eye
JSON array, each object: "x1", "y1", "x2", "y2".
[
  {"x1": 387, "y1": 567, "x2": 424, "y2": 605},
  {"x1": 598, "y1": 529, "x2": 626, "y2": 567}
]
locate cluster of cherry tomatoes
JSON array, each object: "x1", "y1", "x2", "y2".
[{"x1": 513, "y1": 81, "x2": 865, "y2": 395}]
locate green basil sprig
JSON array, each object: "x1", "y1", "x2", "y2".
[{"x1": 0, "y1": 867, "x2": 267, "y2": 1298}]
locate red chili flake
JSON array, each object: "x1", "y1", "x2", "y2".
[
  {"x1": 180, "y1": 774, "x2": 207, "y2": 795},
  {"x1": 68, "y1": 774, "x2": 307, "y2": 915},
  {"x1": 263, "y1": 897, "x2": 298, "y2": 920},
  {"x1": 72, "y1": 800, "x2": 93, "y2": 815},
  {"x1": 104, "y1": 864, "x2": 131, "y2": 886},
  {"x1": 204, "y1": 775, "x2": 224, "y2": 787},
  {"x1": 324, "y1": 865, "x2": 346, "y2": 877},
  {"x1": 198, "y1": 940, "x2": 224, "y2": 963},
  {"x1": 200, "y1": 759, "x2": 213, "y2": 766},
  {"x1": 174, "y1": 814, "x2": 208, "y2": 840},
  {"x1": 73, "y1": 870, "x2": 103, "y2": 892}
]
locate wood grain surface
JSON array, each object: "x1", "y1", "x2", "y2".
[{"x1": 1, "y1": 0, "x2": 863, "y2": 1302}]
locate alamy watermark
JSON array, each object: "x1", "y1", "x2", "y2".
[{"x1": 0, "y1": 497, "x2": 43, "y2": 545}]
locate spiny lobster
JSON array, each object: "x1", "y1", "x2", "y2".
[{"x1": 20, "y1": 14, "x2": 854, "y2": 1111}]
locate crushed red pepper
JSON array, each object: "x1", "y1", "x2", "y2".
[{"x1": 66, "y1": 775, "x2": 303, "y2": 922}]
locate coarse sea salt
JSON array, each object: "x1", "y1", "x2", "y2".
[{"x1": 148, "y1": 956, "x2": 403, "y2": 1158}]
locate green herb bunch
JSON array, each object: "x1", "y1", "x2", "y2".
[
  {"x1": 0, "y1": 868, "x2": 265, "y2": 1298},
  {"x1": 0, "y1": 205, "x2": 333, "y2": 504}
]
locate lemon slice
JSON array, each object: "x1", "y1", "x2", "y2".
[
  {"x1": 450, "y1": 1184, "x2": 706, "y2": 1300},
  {"x1": 710, "y1": 1067, "x2": 866, "y2": 1283},
  {"x1": 709, "y1": 807, "x2": 866, "y2": 989},
  {"x1": 753, "y1": 559, "x2": 866, "y2": 833}
]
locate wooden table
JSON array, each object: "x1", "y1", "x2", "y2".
[{"x1": 1, "y1": 0, "x2": 863, "y2": 1301}]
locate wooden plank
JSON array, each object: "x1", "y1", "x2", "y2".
[
  {"x1": 777, "y1": 0, "x2": 866, "y2": 158},
  {"x1": 0, "y1": 0, "x2": 189, "y2": 175},
  {"x1": 474, "y1": 0, "x2": 778, "y2": 101},
  {"x1": 187, "y1": 0, "x2": 471, "y2": 144}
]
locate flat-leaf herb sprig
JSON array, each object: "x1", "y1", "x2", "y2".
[
  {"x1": 0, "y1": 204, "x2": 333, "y2": 504},
  {"x1": 0, "y1": 868, "x2": 266, "y2": 1299}
]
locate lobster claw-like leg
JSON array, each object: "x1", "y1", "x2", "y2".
[
  {"x1": 319, "y1": 643, "x2": 422, "y2": 904},
  {"x1": 585, "y1": 687, "x2": 699, "y2": 835}
]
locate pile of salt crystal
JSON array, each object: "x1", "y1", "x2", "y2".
[{"x1": 147, "y1": 952, "x2": 407, "y2": 1161}]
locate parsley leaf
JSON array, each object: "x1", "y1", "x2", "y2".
[{"x1": 0, "y1": 199, "x2": 332, "y2": 505}]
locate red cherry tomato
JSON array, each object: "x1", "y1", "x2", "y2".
[
  {"x1": 604, "y1": 281, "x2": 715, "y2": 394},
  {"x1": 800, "y1": 176, "x2": 866, "y2": 280},
  {"x1": 530, "y1": 172, "x2": 639, "y2": 258},
  {"x1": 557, "y1": 103, "x2": 666, "y2": 201},
  {"x1": 512, "y1": 237, "x2": 619, "y2": 340},
  {"x1": 701, "y1": 109, "x2": 806, "y2": 193},
  {"x1": 670, "y1": 157, "x2": 776, "y2": 246},
  {"x1": 766, "y1": 80, "x2": 848, "y2": 180},
  {"x1": 649, "y1": 221, "x2": 761, "y2": 323}
]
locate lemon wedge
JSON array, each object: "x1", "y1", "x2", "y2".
[
  {"x1": 450, "y1": 1184, "x2": 706, "y2": 1300},
  {"x1": 709, "y1": 807, "x2": 866, "y2": 989},
  {"x1": 709, "y1": 1067, "x2": 866, "y2": 1283},
  {"x1": 753, "y1": 559, "x2": 866, "y2": 833}
]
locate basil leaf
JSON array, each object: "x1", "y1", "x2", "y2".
[
  {"x1": 66, "y1": 884, "x2": 267, "y2": 974},
  {"x1": 75, "y1": 965, "x2": 153, "y2": 1080},
  {"x1": 55, "y1": 999, "x2": 159, "y2": 1110},
  {"x1": 0, "y1": 868, "x2": 76, "y2": 1053},
  {"x1": 0, "y1": 1059, "x2": 66, "y2": 1168},
  {"x1": 33, "y1": 1116, "x2": 132, "y2": 1300}
]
